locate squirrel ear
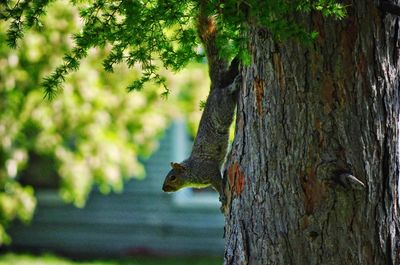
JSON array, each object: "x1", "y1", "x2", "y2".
[{"x1": 171, "y1": 162, "x2": 186, "y2": 171}]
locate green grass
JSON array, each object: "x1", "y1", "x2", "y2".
[{"x1": 0, "y1": 253, "x2": 223, "y2": 265}]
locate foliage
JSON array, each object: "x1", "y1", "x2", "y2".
[
  {"x1": 0, "y1": 253, "x2": 223, "y2": 265},
  {"x1": 0, "y1": 0, "x2": 346, "y2": 98},
  {"x1": 0, "y1": 1, "x2": 209, "y2": 244}
]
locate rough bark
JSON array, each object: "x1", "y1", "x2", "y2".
[{"x1": 223, "y1": 1, "x2": 400, "y2": 264}]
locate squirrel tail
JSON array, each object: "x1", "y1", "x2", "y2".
[{"x1": 197, "y1": 0, "x2": 228, "y2": 85}]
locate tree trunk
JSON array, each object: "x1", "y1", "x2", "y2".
[{"x1": 223, "y1": 1, "x2": 399, "y2": 264}]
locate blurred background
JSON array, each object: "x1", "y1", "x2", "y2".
[{"x1": 0, "y1": 1, "x2": 224, "y2": 264}]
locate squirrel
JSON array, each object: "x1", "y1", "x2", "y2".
[{"x1": 162, "y1": 0, "x2": 240, "y2": 207}]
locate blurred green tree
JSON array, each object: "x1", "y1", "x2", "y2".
[{"x1": 0, "y1": 1, "x2": 209, "y2": 244}]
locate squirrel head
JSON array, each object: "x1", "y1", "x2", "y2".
[{"x1": 162, "y1": 162, "x2": 188, "y2": 192}]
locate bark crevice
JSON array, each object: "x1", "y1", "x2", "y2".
[{"x1": 224, "y1": 1, "x2": 400, "y2": 264}]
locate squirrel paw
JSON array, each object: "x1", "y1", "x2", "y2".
[
  {"x1": 227, "y1": 75, "x2": 242, "y2": 94},
  {"x1": 219, "y1": 193, "x2": 227, "y2": 214}
]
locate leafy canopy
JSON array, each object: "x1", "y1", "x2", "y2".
[
  {"x1": 0, "y1": 0, "x2": 211, "y2": 244},
  {"x1": 0, "y1": 0, "x2": 345, "y2": 98}
]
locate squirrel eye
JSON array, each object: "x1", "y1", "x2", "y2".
[{"x1": 170, "y1": 175, "x2": 177, "y2": 181}]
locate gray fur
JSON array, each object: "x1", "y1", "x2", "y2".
[
  {"x1": 162, "y1": 64, "x2": 240, "y2": 196},
  {"x1": 162, "y1": 2, "x2": 240, "y2": 202}
]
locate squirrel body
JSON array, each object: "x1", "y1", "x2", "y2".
[
  {"x1": 162, "y1": 1, "x2": 240, "y2": 203},
  {"x1": 162, "y1": 74, "x2": 239, "y2": 195}
]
